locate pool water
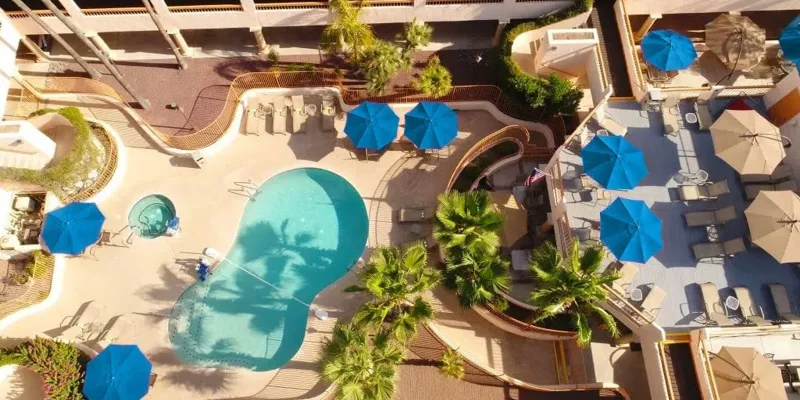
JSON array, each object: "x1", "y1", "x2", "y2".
[
  {"x1": 127, "y1": 195, "x2": 176, "y2": 239},
  {"x1": 168, "y1": 168, "x2": 368, "y2": 371}
]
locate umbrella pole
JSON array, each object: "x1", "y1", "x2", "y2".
[{"x1": 716, "y1": 31, "x2": 745, "y2": 85}]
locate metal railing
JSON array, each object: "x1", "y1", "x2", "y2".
[
  {"x1": 602, "y1": 285, "x2": 653, "y2": 327},
  {"x1": 0, "y1": 254, "x2": 55, "y2": 321}
]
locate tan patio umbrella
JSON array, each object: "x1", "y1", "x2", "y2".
[
  {"x1": 706, "y1": 14, "x2": 766, "y2": 70},
  {"x1": 745, "y1": 190, "x2": 800, "y2": 263},
  {"x1": 710, "y1": 346, "x2": 787, "y2": 400},
  {"x1": 710, "y1": 110, "x2": 785, "y2": 175}
]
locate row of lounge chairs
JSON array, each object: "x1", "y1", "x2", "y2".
[
  {"x1": 244, "y1": 93, "x2": 337, "y2": 135},
  {"x1": 700, "y1": 282, "x2": 800, "y2": 326}
]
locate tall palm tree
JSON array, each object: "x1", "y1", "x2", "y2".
[
  {"x1": 413, "y1": 56, "x2": 452, "y2": 99},
  {"x1": 433, "y1": 190, "x2": 504, "y2": 258},
  {"x1": 397, "y1": 18, "x2": 432, "y2": 55},
  {"x1": 346, "y1": 242, "x2": 440, "y2": 342},
  {"x1": 320, "y1": 0, "x2": 376, "y2": 62},
  {"x1": 439, "y1": 347, "x2": 465, "y2": 380},
  {"x1": 444, "y1": 250, "x2": 510, "y2": 309},
  {"x1": 528, "y1": 240, "x2": 620, "y2": 347},
  {"x1": 363, "y1": 40, "x2": 407, "y2": 95},
  {"x1": 322, "y1": 323, "x2": 404, "y2": 400}
]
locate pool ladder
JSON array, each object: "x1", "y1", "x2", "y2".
[{"x1": 232, "y1": 180, "x2": 262, "y2": 202}]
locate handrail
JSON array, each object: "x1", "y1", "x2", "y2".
[
  {"x1": 445, "y1": 125, "x2": 530, "y2": 191},
  {"x1": 657, "y1": 342, "x2": 677, "y2": 400},
  {"x1": 602, "y1": 284, "x2": 652, "y2": 327},
  {"x1": 616, "y1": 0, "x2": 646, "y2": 92},
  {"x1": 696, "y1": 336, "x2": 721, "y2": 400},
  {"x1": 481, "y1": 303, "x2": 578, "y2": 337}
]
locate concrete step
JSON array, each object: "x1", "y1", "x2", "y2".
[{"x1": 0, "y1": 151, "x2": 49, "y2": 170}]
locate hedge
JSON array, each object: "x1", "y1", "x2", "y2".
[
  {"x1": 0, "y1": 338, "x2": 89, "y2": 400},
  {"x1": 493, "y1": 0, "x2": 594, "y2": 116},
  {"x1": 0, "y1": 107, "x2": 103, "y2": 198}
]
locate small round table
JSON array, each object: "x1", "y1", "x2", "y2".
[{"x1": 630, "y1": 288, "x2": 643, "y2": 302}]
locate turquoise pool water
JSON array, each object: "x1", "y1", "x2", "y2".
[
  {"x1": 128, "y1": 195, "x2": 176, "y2": 239},
  {"x1": 168, "y1": 168, "x2": 369, "y2": 371}
]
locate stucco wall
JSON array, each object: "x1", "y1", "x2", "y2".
[
  {"x1": 510, "y1": 10, "x2": 592, "y2": 77},
  {"x1": 765, "y1": 70, "x2": 800, "y2": 109},
  {"x1": 0, "y1": 12, "x2": 20, "y2": 120}
]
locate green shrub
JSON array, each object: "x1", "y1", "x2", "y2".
[
  {"x1": 0, "y1": 108, "x2": 103, "y2": 199},
  {"x1": 301, "y1": 63, "x2": 315, "y2": 72},
  {"x1": 0, "y1": 338, "x2": 89, "y2": 400},
  {"x1": 10, "y1": 272, "x2": 29, "y2": 286},
  {"x1": 267, "y1": 48, "x2": 280, "y2": 63},
  {"x1": 286, "y1": 63, "x2": 299, "y2": 72},
  {"x1": 413, "y1": 56, "x2": 452, "y2": 98},
  {"x1": 25, "y1": 250, "x2": 48, "y2": 279},
  {"x1": 494, "y1": 0, "x2": 593, "y2": 116}
]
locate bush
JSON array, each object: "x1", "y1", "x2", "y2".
[
  {"x1": 26, "y1": 250, "x2": 48, "y2": 279},
  {"x1": 0, "y1": 108, "x2": 103, "y2": 199},
  {"x1": 301, "y1": 63, "x2": 315, "y2": 72},
  {"x1": 0, "y1": 338, "x2": 89, "y2": 400},
  {"x1": 413, "y1": 56, "x2": 452, "y2": 99},
  {"x1": 493, "y1": 0, "x2": 593, "y2": 116},
  {"x1": 267, "y1": 48, "x2": 280, "y2": 63}
]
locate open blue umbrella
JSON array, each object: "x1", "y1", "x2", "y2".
[
  {"x1": 582, "y1": 135, "x2": 648, "y2": 190},
  {"x1": 344, "y1": 102, "x2": 399, "y2": 150},
  {"x1": 404, "y1": 102, "x2": 458, "y2": 150},
  {"x1": 642, "y1": 30, "x2": 698, "y2": 71},
  {"x1": 600, "y1": 198, "x2": 663, "y2": 263},
  {"x1": 84, "y1": 344, "x2": 152, "y2": 400},
  {"x1": 780, "y1": 15, "x2": 800, "y2": 66},
  {"x1": 41, "y1": 202, "x2": 105, "y2": 255}
]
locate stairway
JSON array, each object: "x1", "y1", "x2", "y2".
[
  {"x1": 590, "y1": 8, "x2": 614, "y2": 94},
  {"x1": 662, "y1": 343, "x2": 702, "y2": 400}
]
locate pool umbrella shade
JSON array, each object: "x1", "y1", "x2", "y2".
[
  {"x1": 779, "y1": 15, "x2": 800, "y2": 66},
  {"x1": 706, "y1": 14, "x2": 766, "y2": 71},
  {"x1": 600, "y1": 198, "x2": 663, "y2": 263},
  {"x1": 642, "y1": 30, "x2": 698, "y2": 71},
  {"x1": 710, "y1": 110, "x2": 785, "y2": 175},
  {"x1": 744, "y1": 190, "x2": 800, "y2": 264},
  {"x1": 581, "y1": 135, "x2": 648, "y2": 190},
  {"x1": 710, "y1": 346, "x2": 787, "y2": 400},
  {"x1": 343, "y1": 102, "x2": 399, "y2": 150},
  {"x1": 403, "y1": 102, "x2": 458, "y2": 150},
  {"x1": 84, "y1": 344, "x2": 152, "y2": 400},
  {"x1": 41, "y1": 202, "x2": 105, "y2": 255}
]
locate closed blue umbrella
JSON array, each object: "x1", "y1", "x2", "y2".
[
  {"x1": 84, "y1": 344, "x2": 152, "y2": 400},
  {"x1": 780, "y1": 15, "x2": 800, "y2": 66},
  {"x1": 600, "y1": 198, "x2": 663, "y2": 263},
  {"x1": 41, "y1": 202, "x2": 105, "y2": 255},
  {"x1": 642, "y1": 30, "x2": 698, "y2": 71},
  {"x1": 582, "y1": 135, "x2": 648, "y2": 190},
  {"x1": 344, "y1": 102, "x2": 399, "y2": 150},
  {"x1": 404, "y1": 102, "x2": 458, "y2": 150}
]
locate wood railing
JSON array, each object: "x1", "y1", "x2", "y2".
[
  {"x1": 482, "y1": 304, "x2": 578, "y2": 337},
  {"x1": 62, "y1": 121, "x2": 119, "y2": 203},
  {"x1": 602, "y1": 284, "x2": 653, "y2": 327},
  {"x1": 657, "y1": 342, "x2": 677, "y2": 400},
  {"x1": 444, "y1": 125, "x2": 531, "y2": 191},
  {"x1": 0, "y1": 254, "x2": 55, "y2": 321}
]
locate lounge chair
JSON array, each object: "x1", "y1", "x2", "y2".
[
  {"x1": 699, "y1": 283, "x2": 735, "y2": 326},
  {"x1": 679, "y1": 181, "x2": 730, "y2": 201},
  {"x1": 768, "y1": 283, "x2": 800, "y2": 324},
  {"x1": 60, "y1": 302, "x2": 104, "y2": 341},
  {"x1": 740, "y1": 164, "x2": 793, "y2": 184},
  {"x1": 732, "y1": 287, "x2": 772, "y2": 326},
  {"x1": 683, "y1": 206, "x2": 737, "y2": 227},
  {"x1": 96, "y1": 314, "x2": 134, "y2": 348},
  {"x1": 257, "y1": 95, "x2": 273, "y2": 136},
  {"x1": 692, "y1": 237, "x2": 746, "y2": 260},
  {"x1": 745, "y1": 180, "x2": 798, "y2": 200},
  {"x1": 322, "y1": 93, "x2": 336, "y2": 132},
  {"x1": 640, "y1": 286, "x2": 667, "y2": 320},
  {"x1": 695, "y1": 91, "x2": 714, "y2": 131},
  {"x1": 580, "y1": 174, "x2": 597, "y2": 191},
  {"x1": 273, "y1": 99, "x2": 287, "y2": 134},
  {"x1": 593, "y1": 113, "x2": 628, "y2": 136},
  {"x1": 244, "y1": 97, "x2": 261, "y2": 135},
  {"x1": 283, "y1": 96, "x2": 295, "y2": 134},
  {"x1": 397, "y1": 208, "x2": 429, "y2": 223},
  {"x1": 609, "y1": 262, "x2": 639, "y2": 295},
  {"x1": 661, "y1": 95, "x2": 680, "y2": 136},
  {"x1": 291, "y1": 95, "x2": 307, "y2": 133}
]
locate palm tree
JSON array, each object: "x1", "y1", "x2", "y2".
[
  {"x1": 413, "y1": 56, "x2": 452, "y2": 99},
  {"x1": 363, "y1": 40, "x2": 407, "y2": 95},
  {"x1": 439, "y1": 348, "x2": 465, "y2": 379},
  {"x1": 346, "y1": 242, "x2": 440, "y2": 342},
  {"x1": 397, "y1": 18, "x2": 432, "y2": 55},
  {"x1": 433, "y1": 190, "x2": 504, "y2": 258},
  {"x1": 320, "y1": 0, "x2": 376, "y2": 62},
  {"x1": 443, "y1": 250, "x2": 510, "y2": 309},
  {"x1": 528, "y1": 240, "x2": 620, "y2": 347},
  {"x1": 322, "y1": 323, "x2": 404, "y2": 400}
]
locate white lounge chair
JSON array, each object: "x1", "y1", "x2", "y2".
[
  {"x1": 699, "y1": 282, "x2": 734, "y2": 326},
  {"x1": 692, "y1": 238, "x2": 746, "y2": 260},
  {"x1": 609, "y1": 262, "x2": 639, "y2": 295},
  {"x1": 768, "y1": 283, "x2": 800, "y2": 324},
  {"x1": 291, "y1": 95, "x2": 307, "y2": 134},
  {"x1": 244, "y1": 97, "x2": 261, "y2": 135},
  {"x1": 593, "y1": 113, "x2": 628, "y2": 136},
  {"x1": 745, "y1": 180, "x2": 798, "y2": 200},
  {"x1": 661, "y1": 95, "x2": 680, "y2": 136},
  {"x1": 695, "y1": 91, "x2": 714, "y2": 131},
  {"x1": 60, "y1": 302, "x2": 105, "y2": 341},
  {"x1": 256, "y1": 95, "x2": 272, "y2": 136},
  {"x1": 640, "y1": 286, "x2": 667, "y2": 321},
  {"x1": 322, "y1": 93, "x2": 336, "y2": 132},
  {"x1": 732, "y1": 287, "x2": 772, "y2": 326},
  {"x1": 679, "y1": 181, "x2": 730, "y2": 201},
  {"x1": 273, "y1": 98, "x2": 288, "y2": 134},
  {"x1": 683, "y1": 206, "x2": 737, "y2": 227}
]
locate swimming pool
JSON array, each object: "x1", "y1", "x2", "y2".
[
  {"x1": 168, "y1": 168, "x2": 368, "y2": 371},
  {"x1": 127, "y1": 195, "x2": 176, "y2": 239}
]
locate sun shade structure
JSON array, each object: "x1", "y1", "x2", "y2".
[
  {"x1": 581, "y1": 135, "x2": 648, "y2": 190},
  {"x1": 745, "y1": 190, "x2": 800, "y2": 264},
  {"x1": 41, "y1": 202, "x2": 105, "y2": 255},
  {"x1": 780, "y1": 15, "x2": 800, "y2": 66},
  {"x1": 706, "y1": 14, "x2": 766, "y2": 71},
  {"x1": 84, "y1": 344, "x2": 152, "y2": 400},
  {"x1": 489, "y1": 190, "x2": 527, "y2": 247},
  {"x1": 710, "y1": 110, "x2": 785, "y2": 175},
  {"x1": 642, "y1": 30, "x2": 698, "y2": 71},
  {"x1": 600, "y1": 198, "x2": 663, "y2": 263},
  {"x1": 403, "y1": 102, "x2": 458, "y2": 150},
  {"x1": 343, "y1": 102, "x2": 399, "y2": 150},
  {"x1": 710, "y1": 346, "x2": 787, "y2": 400}
]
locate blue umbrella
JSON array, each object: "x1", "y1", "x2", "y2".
[
  {"x1": 780, "y1": 15, "x2": 800, "y2": 66},
  {"x1": 581, "y1": 135, "x2": 648, "y2": 190},
  {"x1": 404, "y1": 102, "x2": 458, "y2": 150},
  {"x1": 344, "y1": 102, "x2": 399, "y2": 150},
  {"x1": 600, "y1": 198, "x2": 663, "y2": 263},
  {"x1": 642, "y1": 30, "x2": 698, "y2": 71},
  {"x1": 41, "y1": 202, "x2": 105, "y2": 255},
  {"x1": 84, "y1": 344, "x2": 152, "y2": 400}
]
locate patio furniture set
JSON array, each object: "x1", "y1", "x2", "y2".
[
  {"x1": 3, "y1": 194, "x2": 45, "y2": 247},
  {"x1": 699, "y1": 282, "x2": 800, "y2": 327},
  {"x1": 244, "y1": 94, "x2": 332, "y2": 135}
]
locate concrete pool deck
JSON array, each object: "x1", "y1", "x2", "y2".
[{"x1": 0, "y1": 103, "x2": 574, "y2": 398}]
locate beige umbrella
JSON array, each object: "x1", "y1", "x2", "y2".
[
  {"x1": 706, "y1": 14, "x2": 766, "y2": 70},
  {"x1": 710, "y1": 346, "x2": 787, "y2": 400},
  {"x1": 710, "y1": 110, "x2": 785, "y2": 175},
  {"x1": 745, "y1": 190, "x2": 800, "y2": 263}
]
